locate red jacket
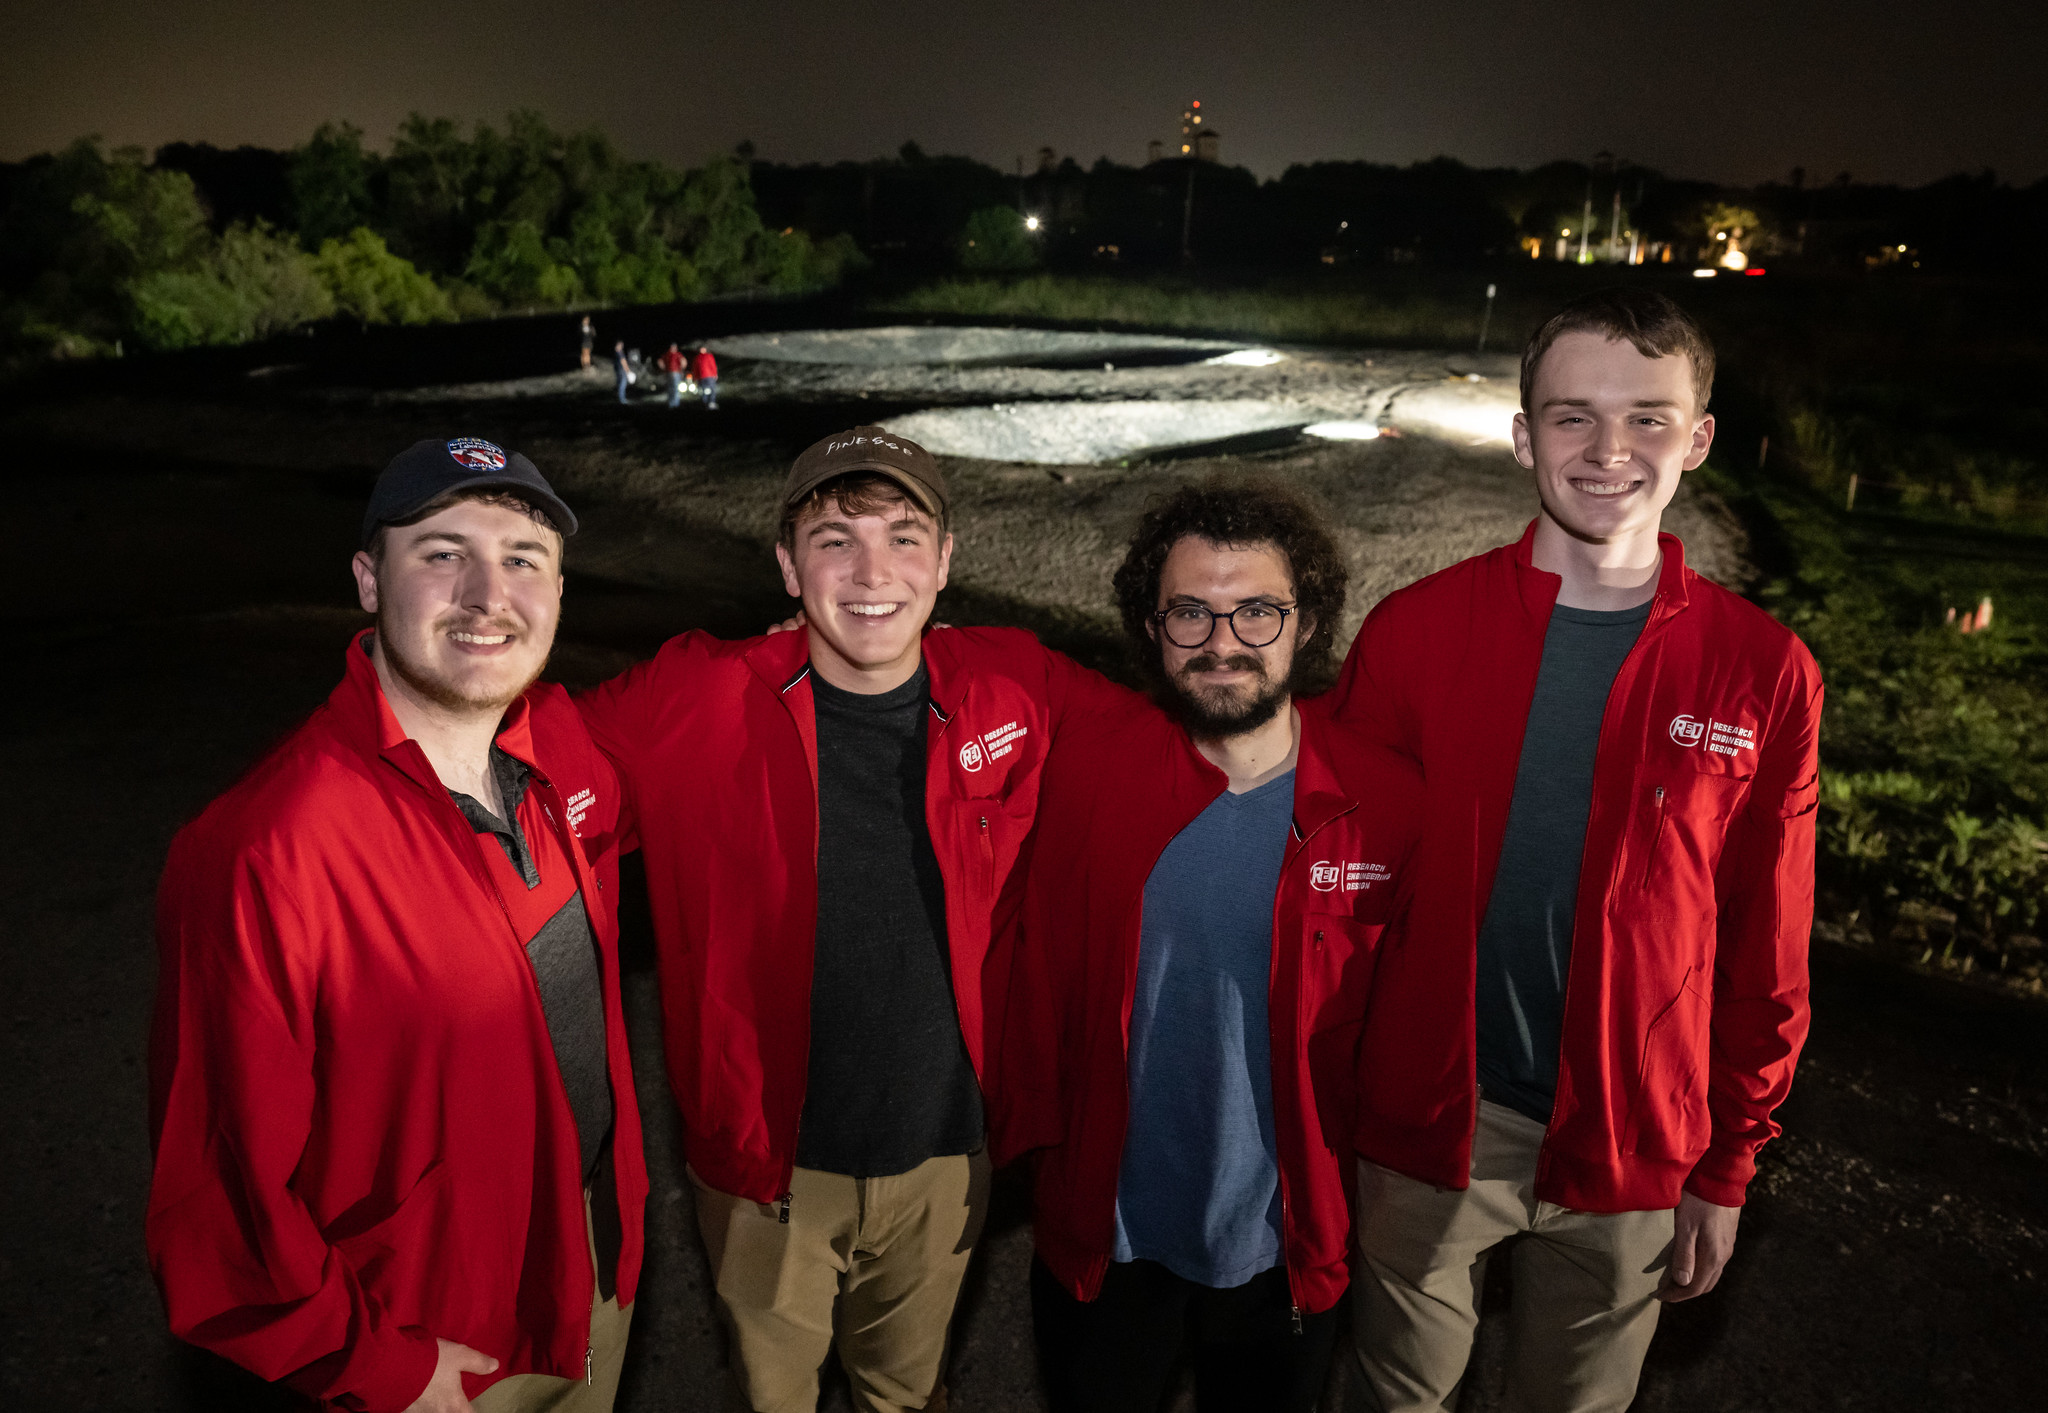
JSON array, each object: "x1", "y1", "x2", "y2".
[
  {"x1": 1331, "y1": 524, "x2": 1822, "y2": 1212},
  {"x1": 689, "y1": 349, "x2": 717, "y2": 379},
  {"x1": 661, "y1": 348, "x2": 685, "y2": 374},
  {"x1": 147, "y1": 633, "x2": 648, "y2": 1413},
  {"x1": 998, "y1": 694, "x2": 1423, "y2": 1315},
  {"x1": 576, "y1": 626, "x2": 1124, "y2": 1204}
]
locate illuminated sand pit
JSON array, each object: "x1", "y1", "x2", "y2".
[
  {"x1": 1385, "y1": 380, "x2": 1519, "y2": 445},
  {"x1": 711, "y1": 325, "x2": 1263, "y2": 368},
  {"x1": 881, "y1": 399, "x2": 1318, "y2": 465}
]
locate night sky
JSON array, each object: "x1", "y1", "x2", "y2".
[{"x1": 6, "y1": 0, "x2": 2045, "y2": 185}]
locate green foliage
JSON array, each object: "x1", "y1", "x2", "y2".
[
  {"x1": 290, "y1": 122, "x2": 375, "y2": 249},
  {"x1": 886, "y1": 270, "x2": 1539, "y2": 347},
  {"x1": 958, "y1": 206, "x2": 1037, "y2": 271},
  {"x1": 1731, "y1": 462, "x2": 2048, "y2": 980},
  {"x1": 311, "y1": 227, "x2": 453, "y2": 324},
  {"x1": 5, "y1": 116, "x2": 861, "y2": 367},
  {"x1": 128, "y1": 220, "x2": 334, "y2": 350},
  {"x1": 465, "y1": 218, "x2": 582, "y2": 306}
]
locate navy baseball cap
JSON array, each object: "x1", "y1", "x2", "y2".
[{"x1": 361, "y1": 437, "x2": 579, "y2": 549}]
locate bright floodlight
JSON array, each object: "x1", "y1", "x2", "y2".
[
  {"x1": 1304, "y1": 421, "x2": 1380, "y2": 441},
  {"x1": 1204, "y1": 348, "x2": 1286, "y2": 367},
  {"x1": 1025, "y1": 216, "x2": 1041, "y2": 231}
]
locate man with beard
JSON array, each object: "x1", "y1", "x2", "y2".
[
  {"x1": 996, "y1": 481, "x2": 1423, "y2": 1413},
  {"x1": 148, "y1": 438, "x2": 648, "y2": 1413}
]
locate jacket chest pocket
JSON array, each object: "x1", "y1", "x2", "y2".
[
  {"x1": 1300, "y1": 915, "x2": 1381, "y2": 1153},
  {"x1": 1634, "y1": 754, "x2": 1754, "y2": 900},
  {"x1": 1298, "y1": 915, "x2": 1381, "y2": 1032}
]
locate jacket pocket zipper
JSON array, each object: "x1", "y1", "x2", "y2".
[{"x1": 1641, "y1": 786, "x2": 1667, "y2": 890}]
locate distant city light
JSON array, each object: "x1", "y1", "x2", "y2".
[
  {"x1": 1339, "y1": 220, "x2": 1348, "y2": 229},
  {"x1": 1561, "y1": 228, "x2": 1571, "y2": 236},
  {"x1": 1024, "y1": 216, "x2": 1041, "y2": 231},
  {"x1": 1898, "y1": 244, "x2": 1907, "y2": 252},
  {"x1": 1745, "y1": 268, "x2": 1767, "y2": 277},
  {"x1": 1716, "y1": 231, "x2": 1728, "y2": 240},
  {"x1": 1692, "y1": 268, "x2": 1718, "y2": 278},
  {"x1": 1720, "y1": 248, "x2": 1749, "y2": 270},
  {"x1": 1192, "y1": 100, "x2": 1201, "y2": 108}
]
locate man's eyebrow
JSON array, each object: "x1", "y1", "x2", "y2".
[
  {"x1": 886, "y1": 516, "x2": 928, "y2": 531},
  {"x1": 1163, "y1": 592, "x2": 1290, "y2": 607},
  {"x1": 505, "y1": 537, "x2": 555, "y2": 556},
  {"x1": 1540, "y1": 396, "x2": 1593, "y2": 408},
  {"x1": 805, "y1": 519, "x2": 856, "y2": 538}
]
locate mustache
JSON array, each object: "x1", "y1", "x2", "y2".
[{"x1": 1177, "y1": 651, "x2": 1265, "y2": 678}]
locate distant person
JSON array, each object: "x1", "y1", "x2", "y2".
[
  {"x1": 662, "y1": 342, "x2": 686, "y2": 409},
  {"x1": 147, "y1": 438, "x2": 648, "y2": 1412},
  {"x1": 1003, "y1": 482, "x2": 1422, "y2": 1413},
  {"x1": 690, "y1": 343, "x2": 718, "y2": 408},
  {"x1": 580, "y1": 314, "x2": 596, "y2": 370},
  {"x1": 1333, "y1": 288, "x2": 1822, "y2": 1412},
  {"x1": 575, "y1": 428, "x2": 1129, "y2": 1413},
  {"x1": 612, "y1": 339, "x2": 631, "y2": 404}
]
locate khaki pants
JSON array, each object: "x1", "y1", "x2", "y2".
[
  {"x1": 473, "y1": 1192, "x2": 634, "y2": 1413},
  {"x1": 690, "y1": 1151, "x2": 992, "y2": 1413},
  {"x1": 1354, "y1": 1101, "x2": 1673, "y2": 1413}
]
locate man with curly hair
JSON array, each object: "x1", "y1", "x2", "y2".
[{"x1": 997, "y1": 479, "x2": 1423, "y2": 1413}]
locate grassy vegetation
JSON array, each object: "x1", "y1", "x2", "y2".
[{"x1": 878, "y1": 269, "x2": 1552, "y2": 349}]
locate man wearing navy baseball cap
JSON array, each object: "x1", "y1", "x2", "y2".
[{"x1": 148, "y1": 437, "x2": 649, "y2": 1412}]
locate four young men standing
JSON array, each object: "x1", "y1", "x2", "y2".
[{"x1": 147, "y1": 288, "x2": 1816, "y2": 1413}]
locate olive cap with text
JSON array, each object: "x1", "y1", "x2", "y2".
[{"x1": 782, "y1": 426, "x2": 948, "y2": 518}]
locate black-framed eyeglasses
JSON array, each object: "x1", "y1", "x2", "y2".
[{"x1": 1152, "y1": 600, "x2": 1296, "y2": 649}]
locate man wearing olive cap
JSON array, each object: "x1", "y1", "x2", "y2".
[
  {"x1": 579, "y1": 427, "x2": 1128, "y2": 1412},
  {"x1": 147, "y1": 438, "x2": 648, "y2": 1413}
]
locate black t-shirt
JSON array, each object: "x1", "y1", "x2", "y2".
[
  {"x1": 1473, "y1": 599, "x2": 1652, "y2": 1124},
  {"x1": 796, "y1": 666, "x2": 984, "y2": 1177}
]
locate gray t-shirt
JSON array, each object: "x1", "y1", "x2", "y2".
[
  {"x1": 1474, "y1": 599, "x2": 1651, "y2": 1124},
  {"x1": 1113, "y1": 769, "x2": 1295, "y2": 1289}
]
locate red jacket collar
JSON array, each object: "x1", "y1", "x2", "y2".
[
  {"x1": 337, "y1": 628, "x2": 541, "y2": 793},
  {"x1": 1289, "y1": 698, "x2": 1362, "y2": 842},
  {"x1": 1508, "y1": 517, "x2": 1692, "y2": 625}
]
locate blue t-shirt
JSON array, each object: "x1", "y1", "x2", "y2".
[{"x1": 1112, "y1": 769, "x2": 1295, "y2": 1288}]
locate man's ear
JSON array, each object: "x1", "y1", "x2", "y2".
[
  {"x1": 774, "y1": 541, "x2": 802, "y2": 599},
  {"x1": 1511, "y1": 410, "x2": 1536, "y2": 470},
  {"x1": 352, "y1": 551, "x2": 380, "y2": 613},
  {"x1": 1683, "y1": 412, "x2": 1716, "y2": 471}
]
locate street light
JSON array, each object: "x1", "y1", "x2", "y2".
[{"x1": 1025, "y1": 216, "x2": 1041, "y2": 231}]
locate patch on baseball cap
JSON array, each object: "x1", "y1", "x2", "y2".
[{"x1": 445, "y1": 436, "x2": 508, "y2": 471}]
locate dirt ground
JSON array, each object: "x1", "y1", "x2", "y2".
[{"x1": 3, "y1": 322, "x2": 2044, "y2": 1411}]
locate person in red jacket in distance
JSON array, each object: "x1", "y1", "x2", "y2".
[
  {"x1": 1334, "y1": 291, "x2": 1822, "y2": 1412},
  {"x1": 999, "y1": 481, "x2": 1423, "y2": 1413},
  {"x1": 148, "y1": 439, "x2": 648, "y2": 1413}
]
